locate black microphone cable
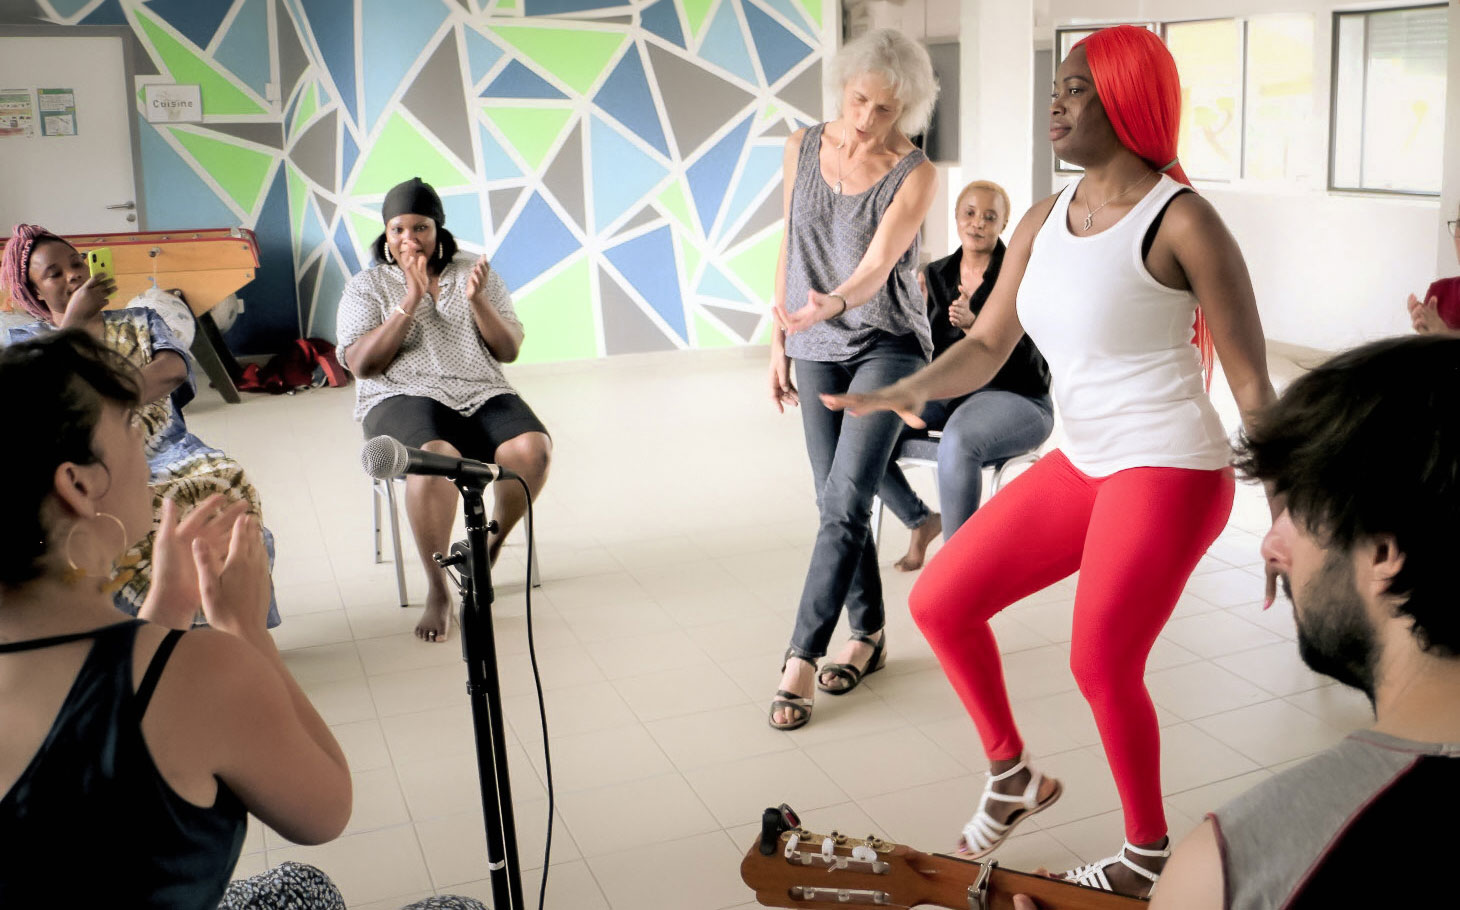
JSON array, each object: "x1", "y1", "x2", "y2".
[{"x1": 512, "y1": 474, "x2": 553, "y2": 910}]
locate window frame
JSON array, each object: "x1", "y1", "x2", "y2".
[
  {"x1": 1160, "y1": 16, "x2": 1248, "y2": 183},
  {"x1": 1327, "y1": 3, "x2": 1449, "y2": 197}
]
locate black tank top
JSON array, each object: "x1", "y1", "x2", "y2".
[{"x1": 0, "y1": 620, "x2": 246, "y2": 908}]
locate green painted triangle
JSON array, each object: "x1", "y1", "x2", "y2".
[
  {"x1": 353, "y1": 112, "x2": 473, "y2": 195},
  {"x1": 287, "y1": 163, "x2": 308, "y2": 246},
  {"x1": 684, "y1": 0, "x2": 714, "y2": 39},
  {"x1": 348, "y1": 209, "x2": 383, "y2": 256},
  {"x1": 496, "y1": 0, "x2": 518, "y2": 9},
  {"x1": 694, "y1": 311, "x2": 737, "y2": 348},
  {"x1": 726, "y1": 227, "x2": 782, "y2": 306},
  {"x1": 488, "y1": 26, "x2": 626, "y2": 96},
  {"x1": 292, "y1": 83, "x2": 318, "y2": 134},
  {"x1": 800, "y1": 0, "x2": 823, "y2": 28},
  {"x1": 760, "y1": 103, "x2": 782, "y2": 125},
  {"x1": 136, "y1": 10, "x2": 265, "y2": 116},
  {"x1": 674, "y1": 229, "x2": 702, "y2": 285},
  {"x1": 656, "y1": 179, "x2": 695, "y2": 232},
  {"x1": 168, "y1": 127, "x2": 275, "y2": 213},
  {"x1": 482, "y1": 107, "x2": 573, "y2": 171},
  {"x1": 515, "y1": 255, "x2": 597, "y2": 364}
]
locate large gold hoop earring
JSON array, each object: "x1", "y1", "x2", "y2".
[{"x1": 64, "y1": 512, "x2": 129, "y2": 583}]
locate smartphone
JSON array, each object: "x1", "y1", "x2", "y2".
[{"x1": 86, "y1": 248, "x2": 116, "y2": 296}]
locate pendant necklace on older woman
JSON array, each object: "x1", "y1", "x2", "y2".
[
  {"x1": 832, "y1": 127, "x2": 867, "y2": 196},
  {"x1": 1081, "y1": 170, "x2": 1156, "y2": 231}
]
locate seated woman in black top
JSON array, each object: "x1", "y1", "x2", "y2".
[
  {"x1": 880, "y1": 181, "x2": 1054, "y2": 571},
  {"x1": 0, "y1": 331, "x2": 351, "y2": 908}
]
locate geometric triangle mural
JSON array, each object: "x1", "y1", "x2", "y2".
[{"x1": 100, "y1": 0, "x2": 826, "y2": 359}]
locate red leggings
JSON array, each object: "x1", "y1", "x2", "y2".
[{"x1": 910, "y1": 450, "x2": 1233, "y2": 843}]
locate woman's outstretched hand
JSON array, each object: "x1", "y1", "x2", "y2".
[
  {"x1": 821, "y1": 382, "x2": 927, "y2": 428},
  {"x1": 774, "y1": 289, "x2": 847, "y2": 335}
]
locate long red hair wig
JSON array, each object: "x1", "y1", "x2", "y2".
[{"x1": 1073, "y1": 25, "x2": 1215, "y2": 385}]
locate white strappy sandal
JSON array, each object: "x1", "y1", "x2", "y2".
[
  {"x1": 956, "y1": 755, "x2": 1063, "y2": 858},
  {"x1": 1059, "y1": 841, "x2": 1171, "y2": 897}
]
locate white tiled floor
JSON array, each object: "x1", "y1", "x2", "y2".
[{"x1": 185, "y1": 346, "x2": 1362, "y2": 909}]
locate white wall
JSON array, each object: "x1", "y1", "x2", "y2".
[{"x1": 1028, "y1": 0, "x2": 1450, "y2": 350}]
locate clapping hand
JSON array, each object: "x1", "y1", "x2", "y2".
[
  {"x1": 948, "y1": 284, "x2": 975, "y2": 331},
  {"x1": 141, "y1": 495, "x2": 253, "y2": 629},
  {"x1": 398, "y1": 247, "x2": 431, "y2": 310},
  {"x1": 775, "y1": 289, "x2": 846, "y2": 335},
  {"x1": 466, "y1": 255, "x2": 492, "y2": 305},
  {"x1": 1408, "y1": 293, "x2": 1446, "y2": 334},
  {"x1": 196, "y1": 511, "x2": 273, "y2": 640}
]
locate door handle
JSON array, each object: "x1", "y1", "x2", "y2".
[{"x1": 106, "y1": 201, "x2": 136, "y2": 210}]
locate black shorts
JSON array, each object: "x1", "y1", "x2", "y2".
[{"x1": 362, "y1": 394, "x2": 549, "y2": 459}]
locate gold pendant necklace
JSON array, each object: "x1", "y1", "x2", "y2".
[
  {"x1": 1081, "y1": 171, "x2": 1156, "y2": 231},
  {"x1": 832, "y1": 126, "x2": 866, "y2": 195}
]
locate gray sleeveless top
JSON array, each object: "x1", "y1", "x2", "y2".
[{"x1": 784, "y1": 123, "x2": 931, "y2": 362}]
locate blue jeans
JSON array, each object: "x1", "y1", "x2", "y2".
[
  {"x1": 877, "y1": 390, "x2": 1054, "y2": 539},
  {"x1": 790, "y1": 340, "x2": 926, "y2": 659}
]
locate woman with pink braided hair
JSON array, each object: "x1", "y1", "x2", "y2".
[{"x1": 3, "y1": 224, "x2": 280, "y2": 626}]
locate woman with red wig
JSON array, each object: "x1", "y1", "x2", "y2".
[{"x1": 820, "y1": 26, "x2": 1277, "y2": 897}]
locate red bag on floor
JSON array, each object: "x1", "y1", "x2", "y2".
[{"x1": 238, "y1": 338, "x2": 350, "y2": 395}]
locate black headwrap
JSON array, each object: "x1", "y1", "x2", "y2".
[{"x1": 382, "y1": 177, "x2": 445, "y2": 227}]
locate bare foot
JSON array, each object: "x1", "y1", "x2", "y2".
[
  {"x1": 818, "y1": 630, "x2": 883, "y2": 691},
  {"x1": 415, "y1": 582, "x2": 452, "y2": 643},
  {"x1": 771, "y1": 656, "x2": 815, "y2": 726},
  {"x1": 893, "y1": 513, "x2": 942, "y2": 572}
]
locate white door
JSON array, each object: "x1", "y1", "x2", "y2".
[{"x1": 0, "y1": 34, "x2": 137, "y2": 233}]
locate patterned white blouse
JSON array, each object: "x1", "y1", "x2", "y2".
[{"x1": 336, "y1": 253, "x2": 523, "y2": 421}]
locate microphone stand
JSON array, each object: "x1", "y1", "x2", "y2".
[{"x1": 434, "y1": 475, "x2": 525, "y2": 910}]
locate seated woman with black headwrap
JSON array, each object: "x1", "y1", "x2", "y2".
[{"x1": 337, "y1": 177, "x2": 552, "y2": 644}]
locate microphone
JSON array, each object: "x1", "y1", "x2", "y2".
[{"x1": 362, "y1": 435, "x2": 517, "y2": 483}]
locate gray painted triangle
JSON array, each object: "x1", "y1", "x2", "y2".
[
  {"x1": 487, "y1": 187, "x2": 522, "y2": 232},
  {"x1": 128, "y1": 32, "x2": 159, "y2": 77},
  {"x1": 726, "y1": 189, "x2": 783, "y2": 250},
  {"x1": 705, "y1": 304, "x2": 762, "y2": 341},
  {"x1": 401, "y1": 35, "x2": 474, "y2": 168},
  {"x1": 541, "y1": 122, "x2": 584, "y2": 232},
  {"x1": 759, "y1": 118, "x2": 790, "y2": 138},
  {"x1": 599, "y1": 266, "x2": 676, "y2": 354},
  {"x1": 276, "y1": 0, "x2": 309, "y2": 103},
  {"x1": 776, "y1": 61, "x2": 823, "y2": 121},
  {"x1": 646, "y1": 43, "x2": 755, "y2": 158},
  {"x1": 615, "y1": 206, "x2": 661, "y2": 235},
  {"x1": 313, "y1": 192, "x2": 336, "y2": 227},
  {"x1": 296, "y1": 254, "x2": 323, "y2": 329},
  {"x1": 291, "y1": 109, "x2": 338, "y2": 190},
  {"x1": 209, "y1": 122, "x2": 285, "y2": 149}
]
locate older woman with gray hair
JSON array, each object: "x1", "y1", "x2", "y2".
[{"x1": 766, "y1": 28, "x2": 939, "y2": 730}]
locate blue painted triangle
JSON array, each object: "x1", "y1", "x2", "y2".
[
  {"x1": 492, "y1": 192, "x2": 578, "y2": 292},
  {"x1": 640, "y1": 0, "x2": 685, "y2": 49},
  {"x1": 333, "y1": 218, "x2": 361, "y2": 275},
  {"x1": 465, "y1": 26, "x2": 504, "y2": 86},
  {"x1": 482, "y1": 60, "x2": 567, "y2": 100},
  {"x1": 605, "y1": 225, "x2": 685, "y2": 340},
  {"x1": 442, "y1": 193, "x2": 485, "y2": 247},
  {"x1": 310, "y1": 254, "x2": 349, "y2": 343},
  {"x1": 590, "y1": 116, "x2": 669, "y2": 234},
  {"x1": 146, "y1": 0, "x2": 232, "y2": 49},
  {"x1": 685, "y1": 116, "x2": 752, "y2": 238},
  {"x1": 300, "y1": 0, "x2": 359, "y2": 125},
  {"x1": 762, "y1": 0, "x2": 817, "y2": 35},
  {"x1": 744, "y1": 2, "x2": 814, "y2": 85},
  {"x1": 49, "y1": 0, "x2": 91, "y2": 16},
  {"x1": 215, "y1": 0, "x2": 271, "y2": 97},
  {"x1": 697, "y1": 263, "x2": 749, "y2": 303},
  {"x1": 700, "y1": 3, "x2": 757, "y2": 85},
  {"x1": 300, "y1": 196, "x2": 328, "y2": 259},
  {"x1": 341, "y1": 128, "x2": 360, "y2": 186},
  {"x1": 593, "y1": 46, "x2": 669, "y2": 158},
  {"x1": 717, "y1": 144, "x2": 783, "y2": 240},
  {"x1": 230, "y1": 167, "x2": 297, "y2": 354},
  {"x1": 137, "y1": 121, "x2": 240, "y2": 229},
  {"x1": 477, "y1": 120, "x2": 522, "y2": 181},
  {"x1": 362, "y1": 0, "x2": 447, "y2": 131},
  {"x1": 524, "y1": 0, "x2": 621, "y2": 13},
  {"x1": 80, "y1": 0, "x2": 127, "y2": 25}
]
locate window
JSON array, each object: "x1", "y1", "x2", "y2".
[
  {"x1": 1331, "y1": 5, "x2": 1448, "y2": 194},
  {"x1": 1166, "y1": 19, "x2": 1245, "y2": 181},
  {"x1": 1244, "y1": 15, "x2": 1317, "y2": 182}
]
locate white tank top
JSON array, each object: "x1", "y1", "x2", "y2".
[{"x1": 1016, "y1": 175, "x2": 1230, "y2": 477}]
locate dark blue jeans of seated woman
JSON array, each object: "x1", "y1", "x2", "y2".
[
  {"x1": 790, "y1": 338, "x2": 926, "y2": 660},
  {"x1": 878, "y1": 390, "x2": 1055, "y2": 539}
]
